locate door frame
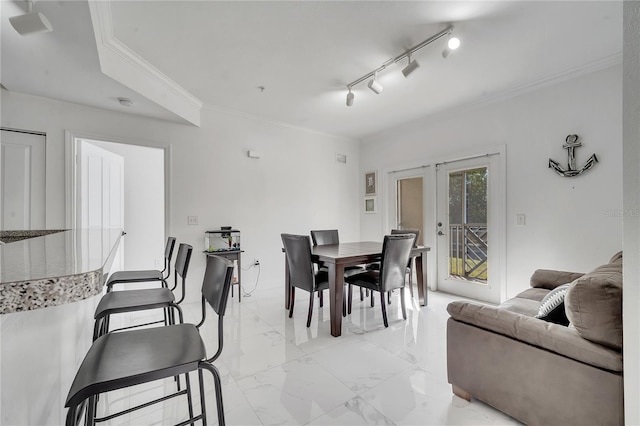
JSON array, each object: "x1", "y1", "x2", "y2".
[
  {"x1": 435, "y1": 150, "x2": 505, "y2": 303},
  {"x1": 64, "y1": 130, "x2": 172, "y2": 239},
  {"x1": 383, "y1": 145, "x2": 506, "y2": 302}
]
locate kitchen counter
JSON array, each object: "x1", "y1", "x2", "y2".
[
  {"x1": 0, "y1": 227, "x2": 122, "y2": 424},
  {"x1": 0, "y1": 228, "x2": 122, "y2": 314}
]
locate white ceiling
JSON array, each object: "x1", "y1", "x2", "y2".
[{"x1": 1, "y1": 1, "x2": 623, "y2": 140}]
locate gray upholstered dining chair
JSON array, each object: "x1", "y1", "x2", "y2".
[
  {"x1": 392, "y1": 228, "x2": 420, "y2": 297},
  {"x1": 282, "y1": 233, "x2": 334, "y2": 327},
  {"x1": 64, "y1": 254, "x2": 234, "y2": 426},
  {"x1": 367, "y1": 229, "x2": 420, "y2": 299},
  {"x1": 346, "y1": 234, "x2": 414, "y2": 327}
]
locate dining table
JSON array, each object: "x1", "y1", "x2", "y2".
[{"x1": 283, "y1": 241, "x2": 430, "y2": 337}]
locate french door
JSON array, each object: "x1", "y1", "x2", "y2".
[{"x1": 435, "y1": 154, "x2": 504, "y2": 303}]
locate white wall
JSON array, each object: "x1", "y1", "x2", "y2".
[
  {"x1": 0, "y1": 90, "x2": 361, "y2": 301},
  {"x1": 360, "y1": 65, "x2": 623, "y2": 299},
  {"x1": 623, "y1": 2, "x2": 640, "y2": 423}
]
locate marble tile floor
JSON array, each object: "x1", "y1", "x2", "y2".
[{"x1": 95, "y1": 283, "x2": 522, "y2": 426}]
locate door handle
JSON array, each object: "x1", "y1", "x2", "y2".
[{"x1": 437, "y1": 230, "x2": 445, "y2": 236}]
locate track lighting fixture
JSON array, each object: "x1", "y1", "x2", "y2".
[
  {"x1": 442, "y1": 36, "x2": 461, "y2": 58},
  {"x1": 368, "y1": 72, "x2": 383, "y2": 94},
  {"x1": 402, "y1": 53, "x2": 420, "y2": 78},
  {"x1": 346, "y1": 87, "x2": 354, "y2": 106},
  {"x1": 9, "y1": 0, "x2": 52, "y2": 36},
  {"x1": 344, "y1": 25, "x2": 459, "y2": 106}
]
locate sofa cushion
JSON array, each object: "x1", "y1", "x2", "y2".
[
  {"x1": 516, "y1": 287, "x2": 549, "y2": 302},
  {"x1": 535, "y1": 284, "x2": 570, "y2": 325},
  {"x1": 499, "y1": 297, "x2": 541, "y2": 317},
  {"x1": 530, "y1": 269, "x2": 584, "y2": 290},
  {"x1": 564, "y1": 260, "x2": 623, "y2": 350}
]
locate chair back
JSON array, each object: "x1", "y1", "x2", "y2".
[
  {"x1": 391, "y1": 228, "x2": 420, "y2": 247},
  {"x1": 201, "y1": 255, "x2": 235, "y2": 316},
  {"x1": 310, "y1": 229, "x2": 339, "y2": 246},
  {"x1": 175, "y1": 243, "x2": 193, "y2": 279},
  {"x1": 165, "y1": 236, "x2": 177, "y2": 260},
  {"x1": 172, "y1": 243, "x2": 193, "y2": 304},
  {"x1": 281, "y1": 234, "x2": 315, "y2": 292},
  {"x1": 379, "y1": 234, "x2": 414, "y2": 292}
]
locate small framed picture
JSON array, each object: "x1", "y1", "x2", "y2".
[
  {"x1": 364, "y1": 196, "x2": 376, "y2": 214},
  {"x1": 365, "y1": 171, "x2": 377, "y2": 196}
]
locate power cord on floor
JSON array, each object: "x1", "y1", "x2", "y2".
[{"x1": 240, "y1": 263, "x2": 260, "y2": 297}]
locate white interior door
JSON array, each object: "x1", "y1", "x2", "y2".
[
  {"x1": 0, "y1": 129, "x2": 45, "y2": 230},
  {"x1": 76, "y1": 140, "x2": 124, "y2": 272},
  {"x1": 77, "y1": 140, "x2": 124, "y2": 230},
  {"x1": 435, "y1": 154, "x2": 504, "y2": 303}
]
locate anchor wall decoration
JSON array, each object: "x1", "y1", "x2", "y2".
[{"x1": 548, "y1": 134, "x2": 598, "y2": 177}]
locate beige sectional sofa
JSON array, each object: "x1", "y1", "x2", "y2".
[{"x1": 446, "y1": 252, "x2": 623, "y2": 425}]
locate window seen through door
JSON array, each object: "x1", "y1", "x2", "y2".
[{"x1": 448, "y1": 167, "x2": 488, "y2": 282}]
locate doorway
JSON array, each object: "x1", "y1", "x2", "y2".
[
  {"x1": 67, "y1": 134, "x2": 166, "y2": 273},
  {"x1": 435, "y1": 154, "x2": 504, "y2": 303},
  {"x1": 396, "y1": 176, "x2": 424, "y2": 244}
]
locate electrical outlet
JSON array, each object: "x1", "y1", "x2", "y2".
[{"x1": 187, "y1": 216, "x2": 198, "y2": 225}]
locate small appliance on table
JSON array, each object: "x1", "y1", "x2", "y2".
[{"x1": 204, "y1": 227, "x2": 243, "y2": 301}]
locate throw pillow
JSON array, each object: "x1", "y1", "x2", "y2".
[{"x1": 535, "y1": 283, "x2": 570, "y2": 325}]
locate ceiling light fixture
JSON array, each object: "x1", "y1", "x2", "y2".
[
  {"x1": 367, "y1": 72, "x2": 383, "y2": 94},
  {"x1": 402, "y1": 53, "x2": 420, "y2": 78},
  {"x1": 344, "y1": 25, "x2": 458, "y2": 106},
  {"x1": 9, "y1": 0, "x2": 52, "y2": 36},
  {"x1": 346, "y1": 87, "x2": 354, "y2": 106},
  {"x1": 117, "y1": 97, "x2": 134, "y2": 107},
  {"x1": 442, "y1": 35, "x2": 461, "y2": 58}
]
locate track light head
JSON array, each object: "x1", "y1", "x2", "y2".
[
  {"x1": 346, "y1": 88, "x2": 354, "y2": 107},
  {"x1": 402, "y1": 54, "x2": 420, "y2": 78},
  {"x1": 367, "y1": 73, "x2": 383, "y2": 94},
  {"x1": 442, "y1": 36, "x2": 460, "y2": 58},
  {"x1": 9, "y1": 1, "x2": 52, "y2": 35}
]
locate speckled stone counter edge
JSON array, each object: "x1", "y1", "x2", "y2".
[{"x1": 0, "y1": 270, "x2": 104, "y2": 314}]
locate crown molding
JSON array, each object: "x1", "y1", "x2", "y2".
[{"x1": 88, "y1": 0, "x2": 202, "y2": 127}]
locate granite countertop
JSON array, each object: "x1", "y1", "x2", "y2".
[
  {"x1": 0, "y1": 229, "x2": 67, "y2": 244},
  {"x1": 0, "y1": 228, "x2": 122, "y2": 314}
]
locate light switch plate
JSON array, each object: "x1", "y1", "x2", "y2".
[
  {"x1": 516, "y1": 214, "x2": 526, "y2": 226},
  {"x1": 187, "y1": 216, "x2": 198, "y2": 225}
]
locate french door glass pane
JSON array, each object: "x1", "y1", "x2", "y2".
[
  {"x1": 396, "y1": 176, "x2": 423, "y2": 245},
  {"x1": 448, "y1": 167, "x2": 488, "y2": 282}
]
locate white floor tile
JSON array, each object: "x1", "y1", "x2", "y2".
[{"x1": 84, "y1": 289, "x2": 522, "y2": 426}]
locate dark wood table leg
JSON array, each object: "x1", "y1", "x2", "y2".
[
  {"x1": 237, "y1": 252, "x2": 241, "y2": 302},
  {"x1": 328, "y1": 262, "x2": 345, "y2": 337},
  {"x1": 416, "y1": 253, "x2": 428, "y2": 306},
  {"x1": 284, "y1": 255, "x2": 290, "y2": 309}
]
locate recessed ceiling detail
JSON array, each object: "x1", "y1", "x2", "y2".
[{"x1": 87, "y1": 0, "x2": 203, "y2": 126}]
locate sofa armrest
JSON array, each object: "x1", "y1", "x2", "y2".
[
  {"x1": 447, "y1": 301, "x2": 622, "y2": 372},
  {"x1": 529, "y1": 269, "x2": 584, "y2": 290}
]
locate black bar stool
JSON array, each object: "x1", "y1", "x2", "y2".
[
  {"x1": 65, "y1": 254, "x2": 234, "y2": 426},
  {"x1": 105, "y1": 236, "x2": 176, "y2": 292},
  {"x1": 92, "y1": 243, "x2": 192, "y2": 340}
]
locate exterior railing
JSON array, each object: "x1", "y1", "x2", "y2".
[{"x1": 449, "y1": 224, "x2": 487, "y2": 282}]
